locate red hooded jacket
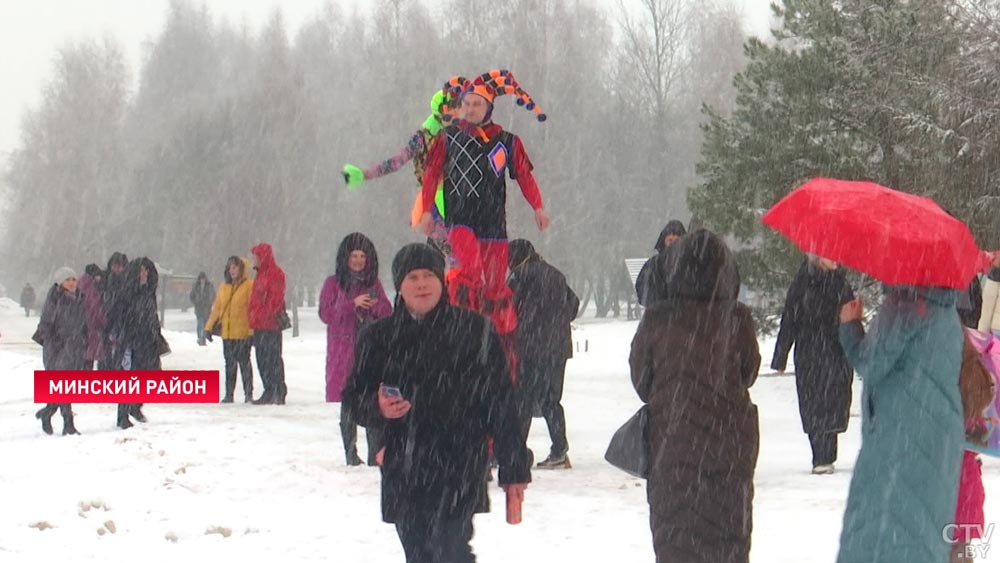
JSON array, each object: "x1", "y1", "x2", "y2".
[{"x1": 248, "y1": 243, "x2": 286, "y2": 330}]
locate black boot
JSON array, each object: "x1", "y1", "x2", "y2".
[
  {"x1": 130, "y1": 404, "x2": 147, "y2": 423},
  {"x1": 60, "y1": 404, "x2": 78, "y2": 435},
  {"x1": 341, "y1": 415, "x2": 361, "y2": 465},
  {"x1": 36, "y1": 406, "x2": 54, "y2": 435},
  {"x1": 117, "y1": 404, "x2": 133, "y2": 429},
  {"x1": 252, "y1": 391, "x2": 275, "y2": 405},
  {"x1": 346, "y1": 447, "x2": 363, "y2": 466}
]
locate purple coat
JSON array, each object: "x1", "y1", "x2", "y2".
[
  {"x1": 319, "y1": 276, "x2": 391, "y2": 402},
  {"x1": 78, "y1": 273, "x2": 107, "y2": 363}
]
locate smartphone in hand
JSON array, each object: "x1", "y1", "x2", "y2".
[{"x1": 381, "y1": 385, "x2": 402, "y2": 399}]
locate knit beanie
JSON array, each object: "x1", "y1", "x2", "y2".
[
  {"x1": 52, "y1": 266, "x2": 77, "y2": 284},
  {"x1": 391, "y1": 243, "x2": 446, "y2": 291}
]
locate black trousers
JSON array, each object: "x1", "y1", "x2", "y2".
[
  {"x1": 808, "y1": 432, "x2": 838, "y2": 466},
  {"x1": 395, "y1": 510, "x2": 476, "y2": 563},
  {"x1": 518, "y1": 355, "x2": 569, "y2": 457},
  {"x1": 253, "y1": 330, "x2": 286, "y2": 400},
  {"x1": 222, "y1": 338, "x2": 254, "y2": 401},
  {"x1": 340, "y1": 406, "x2": 383, "y2": 464}
]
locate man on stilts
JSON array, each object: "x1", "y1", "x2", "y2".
[{"x1": 419, "y1": 70, "x2": 550, "y2": 348}]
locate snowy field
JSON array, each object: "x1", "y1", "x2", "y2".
[{"x1": 1, "y1": 296, "x2": 998, "y2": 562}]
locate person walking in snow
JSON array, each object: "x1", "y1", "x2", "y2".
[
  {"x1": 507, "y1": 239, "x2": 579, "y2": 469},
  {"x1": 20, "y1": 282, "x2": 36, "y2": 317},
  {"x1": 78, "y1": 264, "x2": 107, "y2": 369},
  {"x1": 189, "y1": 272, "x2": 215, "y2": 346},
  {"x1": 629, "y1": 230, "x2": 760, "y2": 563},
  {"x1": 99, "y1": 251, "x2": 129, "y2": 372},
  {"x1": 771, "y1": 256, "x2": 855, "y2": 474},
  {"x1": 319, "y1": 233, "x2": 392, "y2": 466},
  {"x1": 836, "y1": 285, "x2": 964, "y2": 563},
  {"x1": 634, "y1": 220, "x2": 686, "y2": 307},
  {"x1": 342, "y1": 243, "x2": 531, "y2": 562},
  {"x1": 111, "y1": 257, "x2": 164, "y2": 429},
  {"x1": 248, "y1": 243, "x2": 287, "y2": 405},
  {"x1": 32, "y1": 267, "x2": 86, "y2": 436},
  {"x1": 204, "y1": 256, "x2": 255, "y2": 403},
  {"x1": 418, "y1": 70, "x2": 551, "y2": 339},
  {"x1": 950, "y1": 333, "x2": 995, "y2": 563}
]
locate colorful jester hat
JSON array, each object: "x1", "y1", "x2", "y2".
[{"x1": 439, "y1": 70, "x2": 547, "y2": 127}]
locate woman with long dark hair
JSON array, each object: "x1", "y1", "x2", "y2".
[{"x1": 319, "y1": 233, "x2": 392, "y2": 465}]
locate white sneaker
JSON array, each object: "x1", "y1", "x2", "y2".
[{"x1": 811, "y1": 464, "x2": 835, "y2": 475}]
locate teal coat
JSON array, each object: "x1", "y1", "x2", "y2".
[{"x1": 836, "y1": 286, "x2": 964, "y2": 563}]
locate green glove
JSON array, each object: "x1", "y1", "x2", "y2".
[
  {"x1": 422, "y1": 113, "x2": 443, "y2": 136},
  {"x1": 343, "y1": 164, "x2": 364, "y2": 190}
]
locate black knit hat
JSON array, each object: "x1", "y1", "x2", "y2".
[
  {"x1": 392, "y1": 243, "x2": 446, "y2": 291},
  {"x1": 84, "y1": 263, "x2": 103, "y2": 277},
  {"x1": 508, "y1": 239, "x2": 539, "y2": 269}
]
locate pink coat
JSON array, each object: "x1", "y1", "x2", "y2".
[
  {"x1": 319, "y1": 276, "x2": 391, "y2": 402},
  {"x1": 953, "y1": 450, "x2": 986, "y2": 542}
]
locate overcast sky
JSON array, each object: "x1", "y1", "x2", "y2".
[{"x1": 0, "y1": 0, "x2": 774, "y2": 165}]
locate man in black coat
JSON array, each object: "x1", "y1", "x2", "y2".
[
  {"x1": 635, "y1": 220, "x2": 686, "y2": 307},
  {"x1": 343, "y1": 243, "x2": 531, "y2": 563},
  {"x1": 99, "y1": 251, "x2": 129, "y2": 372},
  {"x1": 771, "y1": 256, "x2": 855, "y2": 474},
  {"x1": 110, "y1": 257, "x2": 163, "y2": 429},
  {"x1": 189, "y1": 272, "x2": 214, "y2": 346},
  {"x1": 507, "y1": 239, "x2": 579, "y2": 469},
  {"x1": 20, "y1": 283, "x2": 36, "y2": 317}
]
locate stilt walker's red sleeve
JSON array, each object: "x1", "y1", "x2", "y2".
[
  {"x1": 512, "y1": 137, "x2": 543, "y2": 210},
  {"x1": 421, "y1": 133, "x2": 446, "y2": 213}
]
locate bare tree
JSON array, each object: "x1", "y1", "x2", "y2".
[{"x1": 616, "y1": 0, "x2": 692, "y2": 124}]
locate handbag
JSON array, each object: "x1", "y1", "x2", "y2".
[
  {"x1": 605, "y1": 364, "x2": 653, "y2": 478},
  {"x1": 156, "y1": 332, "x2": 172, "y2": 356},
  {"x1": 276, "y1": 306, "x2": 292, "y2": 331},
  {"x1": 210, "y1": 280, "x2": 242, "y2": 337},
  {"x1": 604, "y1": 404, "x2": 650, "y2": 479}
]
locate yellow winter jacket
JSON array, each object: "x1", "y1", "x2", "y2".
[{"x1": 204, "y1": 262, "x2": 254, "y2": 340}]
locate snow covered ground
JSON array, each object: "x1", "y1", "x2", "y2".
[{"x1": 1, "y1": 296, "x2": 997, "y2": 562}]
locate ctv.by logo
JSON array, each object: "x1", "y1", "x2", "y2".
[{"x1": 942, "y1": 523, "x2": 994, "y2": 559}]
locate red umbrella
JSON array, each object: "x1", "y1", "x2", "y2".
[{"x1": 762, "y1": 177, "x2": 980, "y2": 289}]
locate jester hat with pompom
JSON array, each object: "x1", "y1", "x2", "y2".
[{"x1": 439, "y1": 70, "x2": 547, "y2": 126}]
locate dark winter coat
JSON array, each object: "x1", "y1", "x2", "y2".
[
  {"x1": 113, "y1": 258, "x2": 163, "y2": 371},
  {"x1": 189, "y1": 274, "x2": 215, "y2": 319},
  {"x1": 508, "y1": 242, "x2": 579, "y2": 363},
  {"x1": 34, "y1": 284, "x2": 88, "y2": 371},
  {"x1": 248, "y1": 243, "x2": 286, "y2": 330},
  {"x1": 771, "y1": 260, "x2": 855, "y2": 434},
  {"x1": 629, "y1": 230, "x2": 760, "y2": 563},
  {"x1": 958, "y1": 275, "x2": 982, "y2": 329},
  {"x1": 634, "y1": 221, "x2": 687, "y2": 307},
  {"x1": 20, "y1": 285, "x2": 36, "y2": 309},
  {"x1": 342, "y1": 301, "x2": 532, "y2": 524},
  {"x1": 102, "y1": 268, "x2": 129, "y2": 342}
]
